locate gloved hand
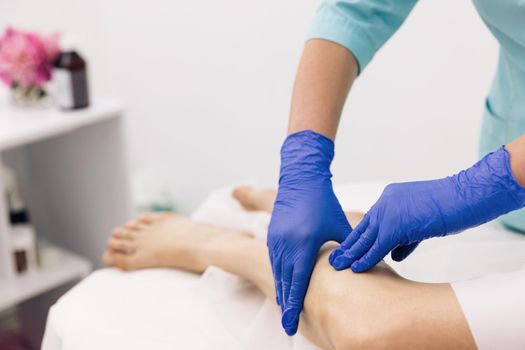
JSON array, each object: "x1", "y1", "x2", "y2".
[
  {"x1": 329, "y1": 146, "x2": 525, "y2": 273},
  {"x1": 268, "y1": 130, "x2": 352, "y2": 336}
]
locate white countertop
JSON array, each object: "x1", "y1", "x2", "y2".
[{"x1": 0, "y1": 96, "x2": 124, "y2": 151}]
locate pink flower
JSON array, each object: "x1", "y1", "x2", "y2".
[{"x1": 0, "y1": 27, "x2": 60, "y2": 88}]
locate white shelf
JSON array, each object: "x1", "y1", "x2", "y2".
[
  {"x1": 0, "y1": 93, "x2": 130, "y2": 327},
  {"x1": 0, "y1": 245, "x2": 92, "y2": 311},
  {"x1": 0, "y1": 97, "x2": 124, "y2": 151}
]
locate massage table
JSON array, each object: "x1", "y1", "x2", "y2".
[{"x1": 41, "y1": 182, "x2": 525, "y2": 350}]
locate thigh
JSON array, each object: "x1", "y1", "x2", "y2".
[{"x1": 299, "y1": 244, "x2": 476, "y2": 350}]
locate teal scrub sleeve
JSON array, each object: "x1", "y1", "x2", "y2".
[{"x1": 307, "y1": 0, "x2": 419, "y2": 73}]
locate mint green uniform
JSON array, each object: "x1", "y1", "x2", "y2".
[{"x1": 308, "y1": 0, "x2": 525, "y2": 231}]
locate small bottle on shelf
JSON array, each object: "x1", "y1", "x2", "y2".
[
  {"x1": 11, "y1": 218, "x2": 37, "y2": 275},
  {"x1": 1, "y1": 165, "x2": 38, "y2": 275},
  {"x1": 53, "y1": 36, "x2": 90, "y2": 110}
]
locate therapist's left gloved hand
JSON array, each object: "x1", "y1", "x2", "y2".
[
  {"x1": 330, "y1": 146, "x2": 525, "y2": 273},
  {"x1": 268, "y1": 130, "x2": 352, "y2": 336}
]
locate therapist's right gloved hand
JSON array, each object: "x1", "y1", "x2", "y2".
[{"x1": 268, "y1": 130, "x2": 352, "y2": 336}]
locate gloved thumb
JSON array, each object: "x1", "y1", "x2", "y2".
[
  {"x1": 332, "y1": 216, "x2": 353, "y2": 243},
  {"x1": 391, "y1": 242, "x2": 419, "y2": 262},
  {"x1": 332, "y1": 228, "x2": 350, "y2": 244}
]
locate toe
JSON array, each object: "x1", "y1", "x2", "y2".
[
  {"x1": 125, "y1": 219, "x2": 142, "y2": 230},
  {"x1": 105, "y1": 251, "x2": 133, "y2": 270},
  {"x1": 232, "y1": 186, "x2": 256, "y2": 210},
  {"x1": 137, "y1": 212, "x2": 155, "y2": 223},
  {"x1": 101, "y1": 251, "x2": 114, "y2": 266},
  {"x1": 148, "y1": 212, "x2": 170, "y2": 220},
  {"x1": 112, "y1": 228, "x2": 135, "y2": 240},
  {"x1": 114, "y1": 253, "x2": 133, "y2": 270},
  {"x1": 136, "y1": 212, "x2": 169, "y2": 225},
  {"x1": 107, "y1": 237, "x2": 135, "y2": 254},
  {"x1": 232, "y1": 186, "x2": 251, "y2": 201}
]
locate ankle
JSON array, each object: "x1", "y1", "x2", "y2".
[{"x1": 200, "y1": 231, "x2": 253, "y2": 269}]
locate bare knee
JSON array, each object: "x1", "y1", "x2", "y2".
[
  {"x1": 304, "y1": 244, "x2": 409, "y2": 350},
  {"x1": 301, "y1": 245, "x2": 368, "y2": 349}
]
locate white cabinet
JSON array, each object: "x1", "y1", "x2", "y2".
[{"x1": 0, "y1": 97, "x2": 132, "y2": 311}]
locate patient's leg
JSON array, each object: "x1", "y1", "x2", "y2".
[
  {"x1": 232, "y1": 186, "x2": 276, "y2": 212},
  {"x1": 102, "y1": 212, "x2": 254, "y2": 272},
  {"x1": 101, "y1": 186, "x2": 275, "y2": 272},
  {"x1": 103, "y1": 187, "x2": 474, "y2": 349},
  {"x1": 232, "y1": 186, "x2": 364, "y2": 225}
]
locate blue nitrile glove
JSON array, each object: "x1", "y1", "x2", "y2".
[
  {"x1": 330, "y1": 146, "x2": 525, "y2": 273},
  {"x1": 268, "y1": 130, "x2": 352, "y2": 336}
]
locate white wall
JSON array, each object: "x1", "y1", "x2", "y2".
[{"x1": 0, "y1": 0, "x2": 498, "y2": 213}]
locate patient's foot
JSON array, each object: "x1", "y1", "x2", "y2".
[
  {"x1": 232, "y1": 186, "x2": 276, "y2": 213},
  {"x1": 102, "y1": 212, "x2": 252, "y2": 272},
  {"x1": 232, "y1": 185, "x2": 364, "y2": 227}
]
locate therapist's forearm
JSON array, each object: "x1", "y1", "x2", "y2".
[
  {"x1": 288, "y1": 39, "x2": 358, "y2": 140},
  {"x1": 506, "y1": 134, "x2": 525, "y2": 187}
]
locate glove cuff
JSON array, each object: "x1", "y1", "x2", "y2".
[
  {"x1": 500, "y1": 146, "x2": 525, "y2": 207},
  {"x1": 450, "y1": 146, "x2": 525, "y2": 229},
  {"x1": 279, "y1": 130, "x2": 335, "y2": 184}
]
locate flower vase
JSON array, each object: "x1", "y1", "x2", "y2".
[{"x1": 9, "y1": 84, "x2": 52, "y2": 108}]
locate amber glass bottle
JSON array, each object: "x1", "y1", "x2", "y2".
[{"x1": 53, "y1": 50, "x2": 90, "y2": 109}]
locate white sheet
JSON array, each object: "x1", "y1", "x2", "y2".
[
  {"x1": 42, "y1": 182, "x2": 525, "y2": 350},
  {"x1": 453, "y1": 267, "x2": 525, "y2": 350}
]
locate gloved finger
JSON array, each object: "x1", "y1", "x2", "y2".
[
  {"x1": 339, "y1": 214, "x2": 370, "y2": 250},
  {"x1": 331, "y1": 224, "x2": 377, "y2": 270},
  {"x1": 281, "y1": 259, "x2": 294, "y2": 311},
  {"x1": 329, "y1": 215, "x2": 370, "y2": 265},
  {"x1": 282, "y1": 256, "x2": 315, "y2": 336},
  {"x1": 391, "y1": 242, "x2": 420, "y2": 262},
  {"x1": 273, "y1": 256, "x2": 283, "y2": 310},
  {"x1": 350, "y1": 237, "x2": 393, "y2": 272},
  {"x1": 268, "y1": 251, "x2": 280, "y2": 306}
]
